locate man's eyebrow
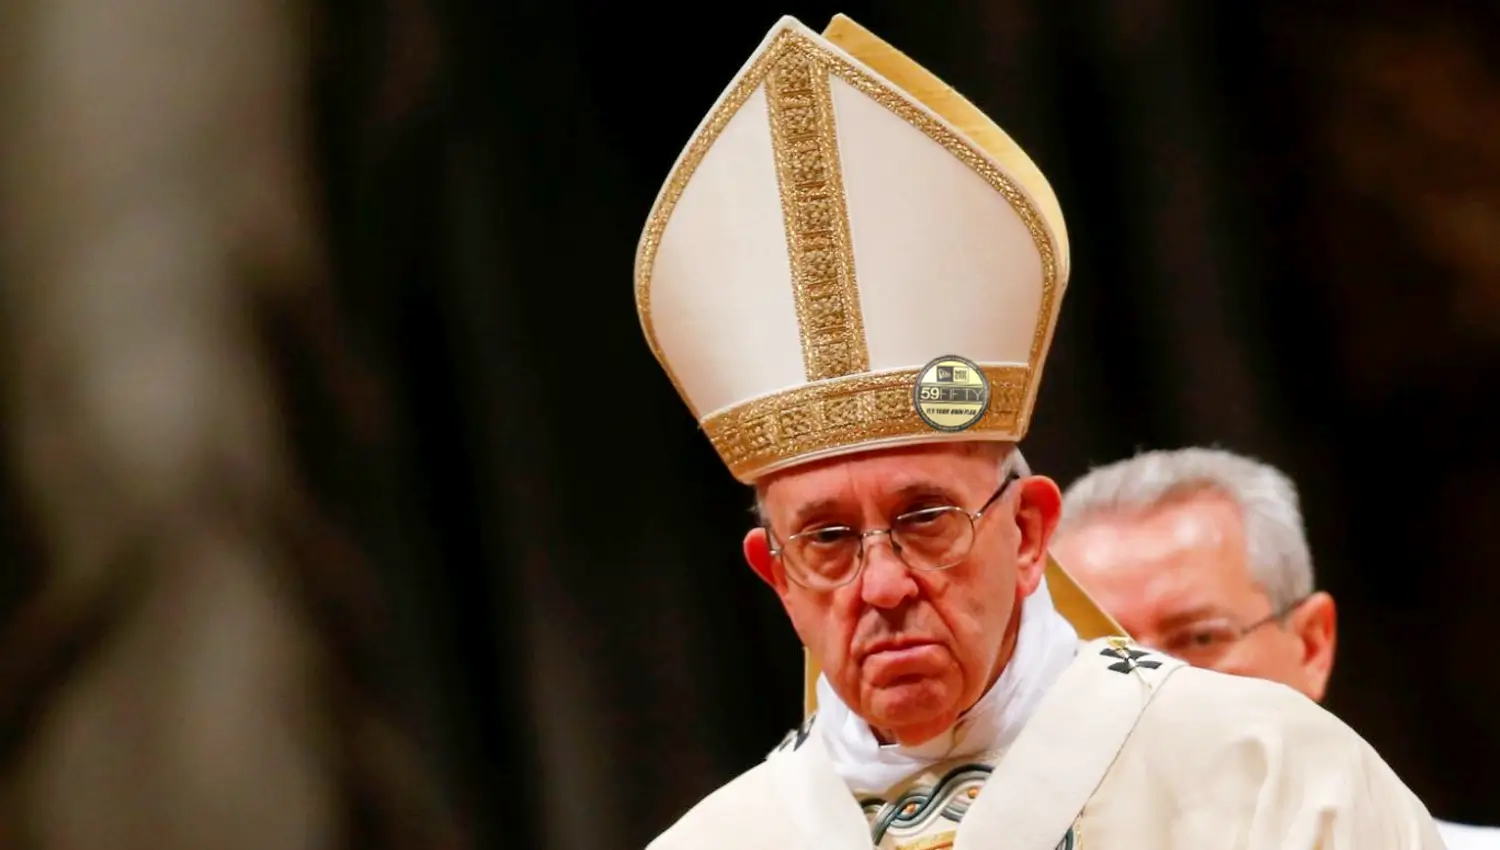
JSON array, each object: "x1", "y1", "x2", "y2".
[
  {"x1": 1156, "y1": 604, "x2": 1231, "y2": 629},
  {"x1": 890, "y1": 482, "x2": 959, "y2": 502},
  {"x1": 783, "y1": 483, "x2": 964, "y2": 530},
  {"x1": 787, "y1": 498, "x2": 846, "y2": 531}
]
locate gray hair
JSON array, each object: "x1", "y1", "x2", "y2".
[
  {"x1": 1058, "y1": 447, "x2": 1313, "y2": 611},
  {"x1": 753, "y1": 442, "x2": 1030, "y2": 524}
]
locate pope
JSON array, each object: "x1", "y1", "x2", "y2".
[{"x1": 634, "y1": 14, "x2": 1444, "y2": 850}]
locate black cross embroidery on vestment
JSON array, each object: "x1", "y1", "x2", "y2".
[
  {"x1": 1101, "y1": 645, "x2": 1161, "y2": 674},
  {"x1": 775, "y1": 714, "x2": 816, "y2": 753},
  {"x1": 792, "y1": 714, "x2": 814, "y2": 750}
]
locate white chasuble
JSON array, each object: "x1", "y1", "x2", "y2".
[{"x1": 647, "y1": 637, "x2": 1446, "y2": 850}]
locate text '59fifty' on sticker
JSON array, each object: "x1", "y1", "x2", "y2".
[{"x1": 913, "y1": 355, "x2": 991, "y2": 432}]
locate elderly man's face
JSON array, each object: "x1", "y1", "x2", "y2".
[
  {"x1": 743, "y1": 443, "x2": 1059, "y2": 746},
  {"x1": 1050, "y1": 490, "x2": 1335, "y2": 701}
]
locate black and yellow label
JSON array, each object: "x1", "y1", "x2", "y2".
[{"x1": 912, "y1": 355, "x2": 990, "y2": 432}]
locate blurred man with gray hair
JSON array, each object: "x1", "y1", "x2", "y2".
[{"x1": 1052, "y1": 447, "x2": 1498, "y2": 850}]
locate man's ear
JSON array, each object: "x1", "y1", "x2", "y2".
[
  {"x1": 1290, "y1": 591, "x2": 1338, "y2": 702},
  {"x1": 1014, "y1": 475, "x2": 1063, "y2": 591},
  {"x1": 743, "y1": 527, "x2": 780, "y2": 589}
]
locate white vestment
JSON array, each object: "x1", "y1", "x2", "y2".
[{"x1": 648, "y1": 626, "x2": 1444, "y2": 849}]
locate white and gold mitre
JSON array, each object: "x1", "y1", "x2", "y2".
[
  {"x1": 636, "y1": 14, "x2": 1069, "y2": 482},
  {"x1": 634, "y1": 14, "x2": 1124, "y2": 713}
]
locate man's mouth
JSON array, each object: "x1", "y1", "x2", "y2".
[{"x1": 861, "y1": 638, "x2": 938, "y2": 661}]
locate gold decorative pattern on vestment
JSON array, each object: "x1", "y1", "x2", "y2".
[
  {"x1": 702, "y1": 365, "x2": 1027, "y2": 481},
  {"x1": 895, "y1": 831, "x2": 956, "y2": 850},
  {"x1": 763, "y1": 43, "x2": 868, "y2": 381}
]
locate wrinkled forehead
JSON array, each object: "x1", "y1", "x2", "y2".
[
  {"x1": 1053, "y1": 498, "x2": 1259, "y2": 615},
  {"x1": 1062, "y1": 507, "x2": 1227, "y2": 564},
  {"x1": 758, "y1": 442, "x2": 1000, "y2": 517}
]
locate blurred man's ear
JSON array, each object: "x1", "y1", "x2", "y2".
[{"x1": 1289, "y1": 591, "x2": 1337, "y2": 702}]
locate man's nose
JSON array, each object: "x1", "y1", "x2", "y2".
[{"x1": 859, "y1": 534, "x2": 918, "y2": 609}]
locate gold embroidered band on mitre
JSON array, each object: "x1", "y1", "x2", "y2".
[{"x1": 704, "y1": 364, "x2": 1029, "y2": 482}]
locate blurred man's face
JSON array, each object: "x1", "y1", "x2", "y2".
[{"x1": 1051, "y1": 489, "x2": 1335, "y2": 701}]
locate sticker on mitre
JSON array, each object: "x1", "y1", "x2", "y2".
[{"x1": 913, "y1": 355, "x2": 991, "y2": 432}]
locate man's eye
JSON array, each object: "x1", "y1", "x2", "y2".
[
  {"x1": 1187, "y1": 630, "x2": 1220, "y2": 647},
  {"x1": 1167, "y1": 626, "x2": 1233, "y2": 653},
  {"x1": 804, "y1": 527, "x2": 853, "y2": 546}
]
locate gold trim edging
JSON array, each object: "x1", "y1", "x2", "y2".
[
  {"x1": 635, "y1": 24, "x2": 1056, "y2": 434},
  {"x1": 765, "y1": 44, "x2": 869, "y2": 382},
  {"x1": 895, "y1": 831, "x2": 956, "y2": 850},
  {"x1": 703, "y1": 365, "x2": 1028, "y2": 481}
]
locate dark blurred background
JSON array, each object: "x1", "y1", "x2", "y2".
[{"x1": 1, "y1": 0, "x2": 1497, "y2": 848}]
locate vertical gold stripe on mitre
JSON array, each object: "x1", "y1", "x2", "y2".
[{"x1": 764, "y1": 46, "x2": 870, "y2": 382}]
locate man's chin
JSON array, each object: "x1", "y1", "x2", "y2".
[{"x1": 861, "y1": 679, "x2": 958, "y2": 743}]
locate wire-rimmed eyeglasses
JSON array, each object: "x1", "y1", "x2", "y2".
[
  {"x1": 765, "y1": 472, "x2": 1020, "y2": 590},
  {"x1": 1150, "y1": 596, "x2": 1312, "y2": 665}
]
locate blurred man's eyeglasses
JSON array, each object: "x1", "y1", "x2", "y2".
[
  {"x1": 766, "y1": 472, "x2": 1021, "y2": 591},
  {"x1": 1153, "y1": 596, "x2": 1311, "y2": 666}
]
